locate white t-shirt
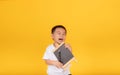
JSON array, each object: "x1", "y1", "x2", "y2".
[{"x1": 43, "y1": 44, "x2": 70, "y2": 75}]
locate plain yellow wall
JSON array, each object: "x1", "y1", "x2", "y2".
[{"x1": 0, "y1": 0, "x2": 120, "y2": 75}]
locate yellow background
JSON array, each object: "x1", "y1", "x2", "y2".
[{"x1": 0, "y1": 0, "x2": 120, "y2": 75}]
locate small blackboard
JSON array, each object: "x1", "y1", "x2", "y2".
[{"x1": 53, "y1": 42, "x2": 74, "y2": 68}]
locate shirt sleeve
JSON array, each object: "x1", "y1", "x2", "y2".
[{"x1": 42, "y1": 47, "x2": 51, "y2": 59}]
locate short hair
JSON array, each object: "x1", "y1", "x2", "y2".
[{"x1": 51, "y1": 25, "x2": 67, "y2": 34}]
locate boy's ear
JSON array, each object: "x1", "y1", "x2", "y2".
[{"x1": 51, "y1": 34, "x2": 54, "y2": 39}]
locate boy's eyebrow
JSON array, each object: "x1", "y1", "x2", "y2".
[{"x1": 56, "y1": 31, "x2": 65, "y2": 33}]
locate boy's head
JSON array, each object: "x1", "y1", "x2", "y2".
[{"x1": 51, "y1": 25, "x2": 67, "y2": 44}]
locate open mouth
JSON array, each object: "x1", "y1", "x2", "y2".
[{"x1": 58, "y1": 38, "x2": 63, "y2": 41}]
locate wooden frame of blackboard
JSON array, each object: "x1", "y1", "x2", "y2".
[{"x1": 53, "y1": 42, "x2": 75, "y2": 69}]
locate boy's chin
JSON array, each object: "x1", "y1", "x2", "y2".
[{"x1": 56, "y1": 41, "x2": 64, "y2": 45}]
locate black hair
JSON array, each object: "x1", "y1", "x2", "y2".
[{"x1": 51, "y1": 25, "x2": 67, "y2": 34}]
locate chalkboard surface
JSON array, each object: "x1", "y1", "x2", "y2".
[{"x1": 53, "y1": 43, "x2": 74, "y2": 68}]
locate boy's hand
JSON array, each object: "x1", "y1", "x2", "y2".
[
  {"x1": 65, "y1": 44, "x2": 72, "y2": 52},
  {"x1": 44, "y1": 60, "x2": 63, "y2": 69},
  {"x1": 53, "y1": 61, "x2": 63, "y2": 69}
]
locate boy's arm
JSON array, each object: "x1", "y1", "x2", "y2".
[{"x1": 44, "y1": 59, "x2": 63, "y2": 69}]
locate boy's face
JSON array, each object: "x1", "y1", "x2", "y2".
[{"x1": 52, "y1": 28, "x2": 66, "y2": 44}]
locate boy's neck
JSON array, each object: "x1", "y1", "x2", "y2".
[{"x1": 53, "y1": 42, "x2": 61, "y2": 48}]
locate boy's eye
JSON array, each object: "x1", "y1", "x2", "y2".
[
  {"x1": 57, "y1": 32, "x2": 61, "y2": 34},
  {"x1": 57, "y1": 33, "x2": 60, "y2": 35},
  {"x1": 62, "y1": 33, "x2": 65, "y2": 35},
  {"x1": 56, "y1": 31, "x2": 65, "y2": 35}
]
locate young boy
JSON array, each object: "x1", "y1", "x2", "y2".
[{"x1": 43, "y1": 25, "x2": 72, "y2": 75}]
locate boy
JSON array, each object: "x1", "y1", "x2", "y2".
[{"x1": 43, "y1": 25, "x2": 72, "y2": 75}]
